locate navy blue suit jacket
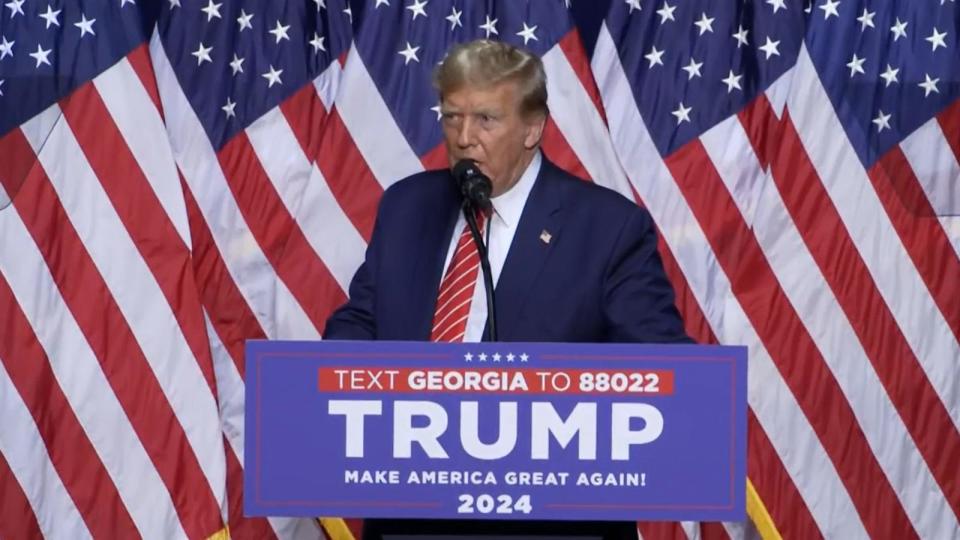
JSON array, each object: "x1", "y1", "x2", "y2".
[{"x1": 324, "y1": 157, "x2": 690, "y2": 344}]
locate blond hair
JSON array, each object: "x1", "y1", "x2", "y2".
[{"x1": 433, "y1": 39, "x2": 548, "y2": 118}]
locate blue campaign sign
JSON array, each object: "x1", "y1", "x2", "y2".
[{"x1": 244, "y1": 341, "x2": 747, "y2": 522}]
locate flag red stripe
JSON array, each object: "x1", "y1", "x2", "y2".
[
  {"x1": 736, "y1": 97, "x2": 780, "y2": 171},
  {"x1": 637, "y1": 522, "x2": 687, "y2": 540},
  {"x1": 0, "y1": 276, "x2": 140, "y2": 539},
  {"x1": 542, "y1": 117, "x2": 591, "y2": 181},
  {"x1": 747, "y1": 409, "x2": 823, "y2": 539},
  {"x1": 61, "y1": 83, "x2": 218, "y2": 395},
  {"x1": 224, "y1": 438, "x2": 280, "y2": 540},
  {"x1": 310, "y1": 108, "x2": 383, "y2": 242},
  {"x1": 12, "y1": 152, "x2": 224, "y2": 540},
  {"x1": 0, "y1": 448, "x2": 43, "y2": 540},
  {"x1": 936, "y1": 100, "x2": 960, "y2": 166},
  {"x1": 217, "y1": 133, "x2": 347, "y2": 331},
  {"x1": 773, "y1": 113, "x2": 960, "y2": 522},
  {"x1": 665, "y1": 139, "x2": 917, "y2": 539},
  {"x1": 278, "y1": 83, "x2": 330, "y2": 165},
  {"x1": 420, "y1": 141, "x2": 448, "y2": 171},
  {"x1": 126, "y1": 44, "x2": 164, "y2": 116},
  {"x1": 180, "y1": 175, "x2": 265, "y2": 374},
  {"x1": 701, "y1": 522, "x2": 731, "y2": 540},
  {"x1": 557, "y1": 30, "x2": 608, "y2": 126},
  {"x1": 0, "y1": 124, "x2": 37, "y2": 197},
  {"x1": 870, "y1": 148, "x2": 960, "y2": 343}
]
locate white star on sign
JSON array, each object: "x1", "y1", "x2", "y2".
[
  {"x1": 644, "y1": 45, "x2": 665, "y2": 67},
  {"x1": 398, "y1": 41, "x2": 420, "y2": 64},
  {"x1": 201, "y1": 0, "x2": 222, "y2": 21},
  {"x1": 0, "y1": 36, "x2": 13, "y2": 59},
  {"x1": 492, "y1": 353, "x2": 501, "y2": 362},
  {"x1": 464, "y1": 352, "x2": 473, "y2": 362},
  {"x1": 625, "y1": 0, "x2": 641, "y2": 13},
  {"x1": 656, "y1": 2, "x2": 676, "y2": 22},
  {"x1": 310, "y1": 33, "x2": 326, "y2": 53},
  {"x1": 519, "y1": 353, "x2": 529, "y2": 362},
  {"x1": 237, "y1": 10, "x2": 253, "y2": 31},
  {"x1": 29, "y1": 44, "x2": 52, "y2": 67},
  {"x1": 890, "y1": 18, "x2": 908, "y2": 42},
  {"x1": 766, "y1": 0, "x2": 786, "y2": 14},
  {"x1": 694, "y1": 13, "x2": 714, "y2": 35},
  {"x1": 262, "y1": 65, "x2": 283, "y2": 87},
  {"x1": 856, "y1": 8, "x2": 875, "y2": 30},
  {"x1": 191, "y1": 42, "x2": 213, "y2": 65},
  {"x1": 846, "y1": 54, "x2": 865, "y2": 77},
  {"x1": 446, "y1": 6, "x2": 462, "y2": 30},
  {"x1": 918, "y1": 74, "x2": 939, "y2": 97},
  {"x1": 75, "y1": 14, "x2": 96, "y2": 37},
  {"x1": 517, "y1": 22, "x2": 538, "y2": 45},
  {"x1": 229, "y1": 53, "x2": 244, "y2": 75},
  {"x1": 733, "y1": 25, "x2": 749, "y2": 48},
  {"x1": 39, "y1": 6, "x2": 62, "y2": 28},
  {"x1": 406, "y1": 0, "x2": 428, "y2": 20},
  {"x1": 925, "y1": 28, "x2": 948, "y2": 51},
  {"x1": 879, "y1": 64, "x2": 899, "y2": 87},
  {"x1": 222, "y1": 97, "x2": 236, "y2": 119},
  {"x1": 872, "y1": 110, "x2": 891, "y2": 132},
  {"x1": 722, "y1": 70, "x2": 743, "y2": 93},
  {"x1": 270, "y1": 20, "x2": 291, "y2": 43},
  {"x1": 478, "y1": 353, "x2": 488, "y2": 362},
  {"x1": 682, "y1": 57, "x2": 703, "y2": 79},
  {"x1": 818, "y1": 0, "x2": 840, "y2": 19},
  {"x1": 759, "y1": 36, "x2": 781, "y2": 59},
  {"x1": 506, "y1": 353, "x2": 515, "y2": 362},
  {"x1": 5, "y1": 0, "x2": 24, "y2": 18},
  {"x1": 672, "y1": 102, "x2": 692, "y2": 124},
  {"x1": 480, "y1": 15, "x2": 498, "y2": 38}
]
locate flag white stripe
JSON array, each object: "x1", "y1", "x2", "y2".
[
  {"x1": 0, "y1": 359, "x2": 92, "y2": 540},
  {"x1": 203, "y1": 312, "x2": 323, "y2": 540},
  {"x1": 704, "y1": 114, "x2": 957, "y2": 539},
  {"x1": 21, "y1": 103, "x2": 226, "y2": 508},
  {"x1": 542, "y1": 47, "x2": 632, "y2": 198},
  {"x1": 0, "y1": 186, "x2": 185, "y2": 538},
  {"x1": 150, "y1": 32, "x2": 313, "y2": 340},
  {"x1": 93, "y1": 58, "x2": 193, "y2": 249},
  {"x1": 592, "y1": 24, "x2": 868, "y2": 538},
  {"x1": 899, "y1": 115, "x2": 960, "y2": 218},
  {"x1": 245, "y1": 107, "x2": 365, "y2": 296},
  {"x1": 314, "y1": 60, "x2": 342, "y2": 112},
  {"x1": 788, "y1": 45, "x2": 960, "y2": 429},
  {"x1": 337, "y1": 45, "x2": 425, "y2": 187}
]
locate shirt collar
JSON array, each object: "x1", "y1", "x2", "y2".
[{"x1": 490, "y1": 151, "x2": 541, "y2": 229}]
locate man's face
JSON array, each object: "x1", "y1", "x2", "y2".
[{"x1": 440, "y1": 80, "x2": 545, "y2": 197}]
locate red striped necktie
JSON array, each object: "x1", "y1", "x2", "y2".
[{"x1": 430, "y1": 212, "x2": 488, "y2": 342}]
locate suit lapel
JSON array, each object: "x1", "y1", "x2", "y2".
[
  {"x1": 491, "y1": 161, "x2": 563, "y2": 340},
  {"x1": 409, "y1": 175, "x2": 461, "y2": 339}
]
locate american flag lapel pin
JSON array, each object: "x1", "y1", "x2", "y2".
[{"x1": 539, "y1": 230, "x2": 552, "y2": 244}]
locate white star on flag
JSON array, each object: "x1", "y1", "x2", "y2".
[
  {"x1": 656, "y1": 2, "x2": 676, "y2": 23},
  {"x1": 201, "y1": 0, "x2": 222, "y2": 21},
  {"x1": 269, "y1": 21, "x2": 291, "y2": 43},
  {"x1": 479, "y1": 15, "x2": 498, "y2": 37},
  {"x1": 191, "y1": 43, "x2": 213, "y2": 65},
  {"x1": 694, "y1": 13, "x2": 714, "y2": 35},
  {"x1": 39, "y1": 6, "x2": 62, "y2": 29},
  {"x1": 759, "y1": 36, "x2": 781, "y2": 59},
  {"x1": 445, "y1": 7, "x2": 462, "y2": 30},
  {"x1": 925, "y1": 28, "x2": 948, "y2": 51},
  {"x1": 406, "y1": 0, "x2": 428, "y2": 20},
  {"x1": 846, "y1": 54, "x2": 866, "y2": 77},
  {"x1": 75, "y1": 14, "x2": 96, "y2": 37},
  {"x1": 229, "y1": 54, "x2": 244, "y2": 75},
  {"x1": 672, "y1": 102, "x2": 692, "y2": 124},
  {"x1": 517, "y1": 23, "x2": 538, "y2": 45},
  {"x1": 222, "y1": 98, "x2": 236, "y2": 119},
  {"x1": 644, "y1": 45, "x2": 665, "y2": 67},
  {"x1": 262, "y1": 65, "x2": 283, "y2": 87},
  {"x1": 872, "y1": 110, "x2": 891, "y2": 132},
  {"x1": 237, "y1": 10, "x2": 254, "y2": 31},
  {"x1": 29, "y1": 44, "x2": 52, "y2": 67},
  {"x1": 918, "y1": 74, "x2": 939, "y2": 97},
  {"x1": 398, "y1": 41, "x2": 420, "y2": 64},
  {"x1": 722, "y1": 70, "x2": 743, "y2": 93},
  {"x1": 879, "y1": 64, "x2": 899, "y2": 87}
]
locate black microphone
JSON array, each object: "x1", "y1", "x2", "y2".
[{"x1": 452, "y1": 159, "x2": 493, "y2": 211}]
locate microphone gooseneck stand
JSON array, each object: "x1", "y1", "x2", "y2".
[{"x1": 463, "y1": 201, "x2": 497, "y2": 342}]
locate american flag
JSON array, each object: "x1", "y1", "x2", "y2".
[
  {"x1": 1, "y1": 0, "x2": 957, "y2": 539},
  {"x1": 593, "y1": 0, "x2": 960, "y2": 538}
]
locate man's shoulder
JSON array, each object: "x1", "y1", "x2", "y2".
[
  {"x1": 382, "y1": 168, "x2": 452, "y2": 201},
  {"x1": 541, "y1": 161, "x2": 644, "y2": 219}
]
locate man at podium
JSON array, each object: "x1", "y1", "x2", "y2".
[{"x1": 324, "y1": 39, "x2": 690, "y2": 540}]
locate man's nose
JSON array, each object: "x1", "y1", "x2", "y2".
[{"x1": 456, "y1": 118, "x2": 476, "y2": 148}]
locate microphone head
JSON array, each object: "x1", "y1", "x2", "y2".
[{"x1": 452, "y1": 159, "x2": 493, "y2": 210}]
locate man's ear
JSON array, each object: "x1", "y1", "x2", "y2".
[{"x1": 523, "y1": 113, "x2": 547, "y2": 149}]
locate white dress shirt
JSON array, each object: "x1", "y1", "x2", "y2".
[{"x1": 439, "y1": 151, "x2": 542, "y2": 342}]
